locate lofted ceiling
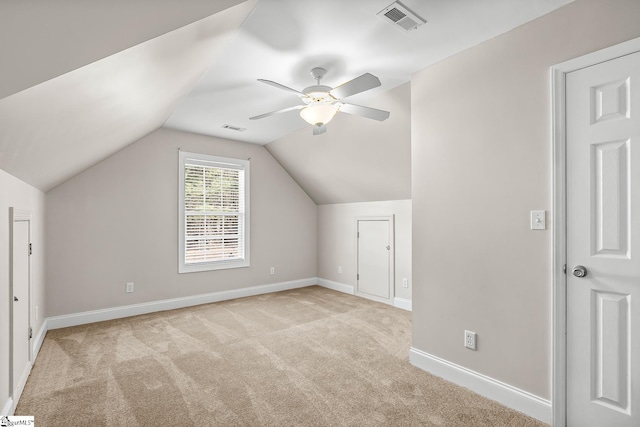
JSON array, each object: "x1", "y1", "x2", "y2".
[
  {"x1": 0, "y1": 0, "x2": 573, "y2": 194},
  {"x1": 164, "y1": 0, "x2": 573, "y2": 144},
  {"x1": 0, "y1": 0, "x2": 246, "y2": 99},
  {"x1": 0, "y1": 0, "x2": 255, "y2": 191}
]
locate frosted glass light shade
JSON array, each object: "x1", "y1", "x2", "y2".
[{"x1": 300, "y1": 103, "x2": 337, "y2": 125}]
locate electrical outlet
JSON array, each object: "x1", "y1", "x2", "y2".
[
  {"x1": 402, "y1": 278, "x2": 408, "y2": 288},
  {"x1": 464, "y1": 330, "x2": 477, "y2": 350},
  {"x1": 338, "y1": 266, "x2": 342, "y2": 274},
  {"x1": 126, "y1": 282, "x2": 134, "y2": 293},
  {"x1": 270, "y1": 267, "x2": 275, "y2": 275}
]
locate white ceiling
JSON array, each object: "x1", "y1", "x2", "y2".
[
  {"x1": 0, "y1": 0, "x2": 246, "y2": 99},
  {"x1": 0, "y1": 1, "x2": 255, "y2": 191},
  {"x1": 0, "y1": 0, "x2": 573, "y2": 193},
  {"x1": 164, "y1": 0, "x2": 573, "y2": 144}
]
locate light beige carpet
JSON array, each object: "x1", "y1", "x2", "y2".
[{"x1": 17, "y1": 286, "x2": 547, "y2": 426}]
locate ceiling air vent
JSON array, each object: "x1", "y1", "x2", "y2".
[
  {"x1": 222, "y1": 124, "x2": 246, "y2": 132},
  {"x1": 377, "y1": 1, "x2": 426, "y2": 32}
]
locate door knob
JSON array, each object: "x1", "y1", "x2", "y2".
[
  {"x1": 13, "y1": 296, "x2": 18, "y2": 301},
  {"x1": 572, "y1": 265, "x2": 587, "y2": 278},
  {"x1": 386, "y1": 245, "x2": 390, "y2": 250}
]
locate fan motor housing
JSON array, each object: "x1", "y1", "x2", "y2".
[{"x1": 302, "y1": 85, "x2": 333, "y2": 103}]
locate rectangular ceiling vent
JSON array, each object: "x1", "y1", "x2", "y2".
[
  {"x1": 222, "y1": 124, "x2": 246, "y2": 132},
  {"x1": 377, "y1": 1, "x2": 426, "y2": 32}
]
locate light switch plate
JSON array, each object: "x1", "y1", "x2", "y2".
[{"x1": 530, "y1": 210, "x2": 546, "y2": 230}]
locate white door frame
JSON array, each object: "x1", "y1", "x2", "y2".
[
  {"x1": 9, "y1": 207, "x2": 32, "y2": 412},
  {"x1": 355, "y1": 216, "x2": 395, "y2": 304},
  {"x1": 551, "y1": 36, "x2": 640, "y2": 427}
]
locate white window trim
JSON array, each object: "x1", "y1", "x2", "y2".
[{"x1": 178, "y1": 151, "x2": 250, "y2": 273}]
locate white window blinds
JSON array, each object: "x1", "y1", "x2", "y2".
[{"x1": 179, "y1": 152, "x2": 250, "y2": 272}]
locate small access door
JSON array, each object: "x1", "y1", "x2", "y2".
[
  {"x1": 10, "y1": 208, "x2": 32, "y2": 409},
  {"x1": 356, "y1": 217, "x2": 394, "y2": 304}
]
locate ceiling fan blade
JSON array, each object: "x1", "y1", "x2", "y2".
[
  {"x1": 258, "y1": 79, "x2": 308, "y2": 97},
  {"x1": 338, "y1": 103, "x2": 390, "y2": 121},
  {"x1": 249, "y1": 104, "x2": 304, "y2": 120},
  {"x1": 313, "y1": 124, "x2": 327, "y2": 135},
  {"x1": 330, "y1": 73, "x2": 381, "y2": 99}
]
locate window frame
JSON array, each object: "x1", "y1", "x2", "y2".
[{"x1": 178, "y1": 151, "x2": 250, "y2": 273}]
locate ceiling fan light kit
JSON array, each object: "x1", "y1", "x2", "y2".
[
  {"x1": 299, "y1": 103, "x2": 337, "y2": 126},
  {"x1": 250, "y1": 66, "x2": 390, "y2": 135}
]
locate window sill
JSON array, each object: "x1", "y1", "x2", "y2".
[{"x1": 178, "y1": 259, "x2": 250, "y2": 274}]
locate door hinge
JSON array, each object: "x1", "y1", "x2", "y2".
[
  {"x1": 357, "y1": 274, "x2": 359, "y2": 280},
  {"x1": 563, "y1": 264, "x2": 567, "y2": 274},
  {"x1": 357, "y1": 232, "x2": 359, "y2": 238},
  {"x1": 29, "y1": 327, "x2": 32, "y2": 339},
  {"x1": 29, "y1": 243, "x2": 32, "y2": 255}
]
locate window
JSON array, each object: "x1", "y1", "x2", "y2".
[{"x1": 179, "y1": 151, "x2": 250, "y2": 273}]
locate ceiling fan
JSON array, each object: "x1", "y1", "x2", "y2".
[{"x1": 249, "y1": 67, "x2": 390, "y2": 135}]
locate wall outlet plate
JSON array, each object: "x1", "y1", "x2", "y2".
[
  {"x1": 464, "y1": 330, "x2": 477, "y2": 350},
  {"x1": 126, "y1": 282, "x2": 134, "y2": 293}
]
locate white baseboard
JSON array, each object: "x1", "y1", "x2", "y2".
[
  {"x1": 32, "y1": 319, "x2": 48, "y2": 360},
  {"x1": 317, "y1": 278, "x2": 354, "y2": 295},
  {"x1": 12, "y1": 363, "x2": 31, "y2": 413},
  {"x1": 48, "y1": 278, "x2": 317, "y2": 330},
  {"x1": 2, "y1": 397, "x2": 13, "y2": 416},
  {"x1": 318, "y1": 279, "x2": 412, "y2": 311},
  {"x1": 409, "y1": 347, "x2": 551, "y2": 425},
  {"x1": 3, "y1": 323, "x2": 46, "y2": 416},
  {"x1": 393, "y1": 297, "x2": 412, "y2": 311}
]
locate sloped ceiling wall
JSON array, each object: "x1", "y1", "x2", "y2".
[
  {"x1": 0, "y1": 0, "x2": 246, "y2": 98},
  {"x1": 0, "y1": 0, "x2": 571, "y2": 202},
  {"x1": 265, "y1": 83, "x2": 411, "y2": 205},
  {"x1": 164, "y1": 0, "x2": 573, "y2": 145},
  {"x1": 0, "y1": 1, "x2": 256, "y2": 192}
]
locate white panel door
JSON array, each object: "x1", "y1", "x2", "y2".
[
  {"x1": 357, "y1": 219, "x2": 392, "y2": 303},
  {"x1": 12, "y1": 219, "x2": 31, "y2": 405},
  {"x1": 566, "y1": 50, "x2": 640, "y2": 426}
]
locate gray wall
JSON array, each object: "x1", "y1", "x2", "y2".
[
  {"x1": 266, "y1": 83, "x2": 411, "y2": 205},
  {"x1": 411, "y1": 0, "x2": 640, "y2": 399},
  {"x1": 0, "y1": 169, "x2": 46, "y2": 411},
  {"x1": 45, "y1": 128, "x2": 317, "y2": 317},
  {"x1": 318, "y1": 200, "x2": 412, "y2": 302}
]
